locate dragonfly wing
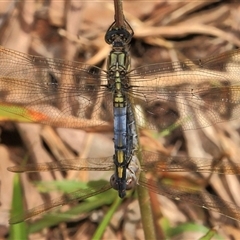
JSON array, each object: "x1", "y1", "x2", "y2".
[
  {"x1": 7, "y1": 156, "x2": 115, "y2": 172},
  {"x1": 140, "y1": 151, "x2": 240, "y2": 175},
  {"x1": 128, "y1": 49, "x2": 240, "y2": 131},
  {"x1": 0, "y1": 47, "x2": 113, "y2": 130},
  {"x1": 139, "y1": 176, "x2": 240, "y2": 222},
  {"x1": 9, "y1": 181, "x2": 112, "y2": 224}
]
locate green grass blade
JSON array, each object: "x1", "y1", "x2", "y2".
[
  {"x1": 9, "y1": 173, "x2": 28, "y2": 239},
  {"x1": 28, "y1": 181, "x2": 116, "y2": 233},
  {"x1": 199, "y1": 226, "x2": 222, "y2": 240},
  {"x1": 165, "y1": 223, "x2": 223, "y2": 240},
  {"x1": 92, "y1": 194, "x2": 122, "y2": 239}
]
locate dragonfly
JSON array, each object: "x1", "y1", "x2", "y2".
[{"x1": 3, "y1": 0, "x2": 240, "y2": 224}]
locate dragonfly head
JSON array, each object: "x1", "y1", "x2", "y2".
[{"x1": 105, "y1": 27, "x2": 132, "y2": 46}]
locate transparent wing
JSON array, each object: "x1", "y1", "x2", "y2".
[
  {"x1": 8, "y1": 150, "x2": 240, "y2": 223},
  {"x1": 9, "y1": 182, "x2": 112, "y2": 224},
  {"x1": 139, "y1": 176, "x2": 240, "y2": 222},
  {"x1": 2, "y1": 47, "x2": 240, "y2": 132},
  {"x1": 7, "y1": 156, "x2": 115, "y2": 173},
  {"x1": 128, "y1": 49, "x2": 240, "y2": 131},
  {"x1": 141, "y1": 151, "x2": 240, "y2": 175},
  {"x1": 0, "y1": 47, "x2": 112, "y2": 131},
  {"x1": 139, "y1": 150, "x2": 240, "y2": 222},
  {"x1": 7, "y1": 156, "x2": 114, "y2": 224},
  {"x1": 8, "y1": 151, "x2": 240, "y2": 175}
]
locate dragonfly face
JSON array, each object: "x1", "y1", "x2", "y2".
[{"x1": 105, "y1": 19, "x2": 133, "y2": 45}]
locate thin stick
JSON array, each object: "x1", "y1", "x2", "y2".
[{"x1": 113, "y1": 0, "x2": 124, "y2": 28}]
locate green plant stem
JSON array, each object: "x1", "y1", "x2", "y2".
[
  {"x1": 9, "y1": 174, "x2": 28, "y2": 240},
  {"x1": 92, "y1": 195, "x2": 122, "y2": 239},
  {"x1": 132, "y1": 96, "x2": 157, "y2": 239},
  {"x1": 137, "y1": 172, "x2": 157, "y2": 240}
]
